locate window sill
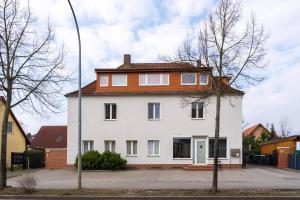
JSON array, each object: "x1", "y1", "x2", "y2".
[
  {"x1": 200, "y1": 83, "x2": 208, "y2": 86},
  {"x1": 148, "y1": 119, "x2": 161, "y2": 121},
  {"x1": 207, "y1": 158, "x2": 228, "y2": 160},
  {"x1": 126, "y1": 155, "x2": 138, "y2": 157},
  {"x1": 148, "y1": 155, "x2": 160, "y2": 157},
  {"x1": 104, "y1": 119, "x2": 117, "y2": 121},
  {"x1": 173, "y1": 158, "x2": 193, "y2": 160},
  {"x1": 191, "y1": 118, "x2": 205, "y2": 120},
  {"x1": 181, "y1": 83, "x2": 197, "y2": 86}
]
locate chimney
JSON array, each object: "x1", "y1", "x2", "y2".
[{"x1": 124, "y1": 54, "x2": 131, "y2": 65}]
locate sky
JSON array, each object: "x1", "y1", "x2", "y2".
[{"x1": 13, "y1": 0, "x2": 300, "y2": 135}]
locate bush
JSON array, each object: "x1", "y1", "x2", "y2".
[
  {"x1": 75, "y1": 150, "x2": 102, "y2": 170},
  {"x1": 100, "y1": 151, "x2": 127, "y2": 170},
  {"x1": 74, "y1": 151, "x2": 127, "y2": 170}
]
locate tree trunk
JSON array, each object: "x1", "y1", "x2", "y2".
[
  {"x1": 0, "y1": 95, "x2": 11, "y2": 188},
  {"x1": 212, "y1": 91, "x2": 221, "y2": 193}
]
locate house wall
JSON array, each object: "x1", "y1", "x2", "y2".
[
  {"x1": 252, "y1": 126, "x2": 269, "y2": 139},
  {"x1": 0, "y1": 101, "x2": 27, "y2": 167},
  {"x1": 67, "y1": 95, "x2": 243, "y2": 166}
]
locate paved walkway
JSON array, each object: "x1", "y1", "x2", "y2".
[{"x1": 7, "y1": 165, "x2": 300, "y2": 190}]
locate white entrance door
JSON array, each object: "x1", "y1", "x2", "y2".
[{"x1": 194, "y1": 140, "x2": 206, "y2": 164}]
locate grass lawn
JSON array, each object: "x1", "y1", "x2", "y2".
[{"x1": 1, "y1": 188, "x2": 300, "y2": 197}]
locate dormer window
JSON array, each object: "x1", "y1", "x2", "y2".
[
  {"x1": 181, "y1": 73, "x2": 197, "y2": 85},
  {"x1": 112, "y1": 74, "x2": 127, "y2": 86},
  {"x1": 139, "y1": 73, "x2": 169, "y2": 86},
  {"x1": 200, "y1": 74, "x2": 209, "y2": 85},
  {"x1": 99, "y1": 75, "x2": 109, "y2": 86}
]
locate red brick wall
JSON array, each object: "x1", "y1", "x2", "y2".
[
  {"x1": 277, "y1": 147, "x2": 290, "y2": 169},
  {"x1": 46, "y1": 149, "x2": 67, "y2": 169}
]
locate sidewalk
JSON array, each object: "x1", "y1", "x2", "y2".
[{"x1": 7, "y1": 165, "x2": 300, "y2": 190}]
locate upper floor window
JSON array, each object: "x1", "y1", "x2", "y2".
[
  {"x1": 104, "y1": 140, "x2": 116, "y2": 152},
  {"x1": 181, "y1": 73, "x2": 196, "y2": 85},
  {"x1": 99, "y1": 75, "x2": 109, "y2": 86},
  {"x1": 105, "y1": 103, "x2": 117, "y2": 120},
  {"x1": 7, "y1": 121, "x2": 13, "y2": 134},
  {"x1": 112, "y1": 74, "x2": 127, "y2": 86},
  {"x1": 148, "y1": 103, "x2": 160, "y2": 120},
  {"x1": 200, "y1": 74, "x2": 209, "y2": 85},
  {"x1": 192, "y1": 102, "x2": 204, "y2": 119},
  {"x1": 139, "y1": 73, "x2": 169, "y2": 86},
  {"x1": 83, "y1": 140, "x2": 94, "y2": 154}
]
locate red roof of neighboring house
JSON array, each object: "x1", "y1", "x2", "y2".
[
  {"x1": 0, "y1": 96, "x2": 30, "y2": 145},
  {"x1": 243, "y1": 123, "x2": 269, "y2": 137},
  {"x1": 31, "y1": 126, "x2": 67, "y2": 149}
]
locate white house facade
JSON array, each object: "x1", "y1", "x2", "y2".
[{"x1": 66, "y1": 54, "x2": 243, "y2": 169}]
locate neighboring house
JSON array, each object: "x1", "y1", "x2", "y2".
[
  {"x1": 243, "y1": 123, "x2": 270, "y2": 139},
  {"x1": 66, "y1": 54, "x2": 244, "y2": 169},
  {"x1": 0, "y1": 96, "x2": 30, "y2": 167},
  {"x1": 31, "y1": 126, "x2": 67, "y2": 169},
  {"x1": 261, "y1": 135, "x2": 300, "y2": 155}
]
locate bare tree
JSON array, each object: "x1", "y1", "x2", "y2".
[
  {"x1": 0, "y1": 0, "x2": 68, "y2": 187},
  {"x1": 164, "y1": 0, "x2": 268, "y2": 192},
  {"x1": 278, "y1": 118, "x2": 291, "y2": 138}
]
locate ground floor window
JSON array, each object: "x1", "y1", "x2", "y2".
[
  {"x1": 209, "y1": 138, "x2": 227, "y2": 158},
  {"x1": 148, "y1": 140, "x2": 159, "y2": 156},
  {"x1": 173, "y1": 138, "x2": 191, "y2": 158},
  {"x1": 104, "y1": 140, "x2": 115, "y2": 152},
  {"x1": 83, "y1": 140, "x2": 94, "y2": 154},
  {"x1": 126, "y1": 140, "x2": 137, "y2": 156}
]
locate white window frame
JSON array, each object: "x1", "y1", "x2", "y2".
[
  {"x1": 148, "y1": 103, "x2": 160, "y2": 120},
  {"x1": 191, "y1": 102, "x2": 204, "y2": 119},
  {"x1": 139, "y1": 73, "x2": 169, "y2": 86},
  {"x1": 104, "y1": 140, "x2": 115, "y2": 152},
  {"x1": 200, "y1": 74, "x2": 209, "y2": 85},
  {"x1": 126, "y1": 140, "x2": 138, "y2": 156},
  {"x1": 82, "y1": 140, "x2": 94, "y2": 154},
  {"x1": 148, "y1": 140, "x2": 160, "y2": 156},
  {"x1": 112, "y1": 74, "x2": 127, "y2": 86},
  {"x1": 181, "y1": 73, "x2": 197, "y2": 85},
  {"x1": 104, "y1": 103, "x2": 117, "y2": 120},
  {"x1": 7, "y1": 121, "x2": 13, "y2": 134},
  {"x1": 99, "y1": 74, "x2": 109, "y2": 87}
]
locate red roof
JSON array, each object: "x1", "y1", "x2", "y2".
[
  {"x1": 31, "y1": 126, "x2": 67, "y2": 149},
  {"x1": 243, "y1": 123, "x2": 269, "y2": 137}
]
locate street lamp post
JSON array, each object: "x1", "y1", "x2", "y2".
[{"x1": 67, "y1": 0, "x2": 82, "y2": 189}]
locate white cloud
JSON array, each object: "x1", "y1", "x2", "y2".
[{"x1": 12, "y1": 0, "x2": 300, "y2": 134}]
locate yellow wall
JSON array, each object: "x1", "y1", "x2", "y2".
[
  {"x1": 0, "y1": 100, "x2": 27, "y2": 167},
  {"x1": 261, "y1": 138, "x2": 296, "y2": 155}
]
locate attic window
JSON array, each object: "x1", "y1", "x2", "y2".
[
  {"x1": 100, "y1": 75, "x2": 109, "y2": 86},
  {"x1": 56, "y1": 136, "x2": 63, "y2": 143},
  {"x1": 200, "y1": 74, "x2": 208, "y2": 85}
]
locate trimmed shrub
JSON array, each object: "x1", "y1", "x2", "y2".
[
  {"x1": 75, "y1": 150, "x2": 102, "y2": 170},
  {"x1": 74, "y1": 151, "x2": 127, "y2": 170},
  {"x1": 100, "y1": 151, "x2": 127, "y2": 170}
]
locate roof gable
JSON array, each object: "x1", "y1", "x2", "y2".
[{"x1": 0, "y1": 97, "x2": 30, "y2": 145}]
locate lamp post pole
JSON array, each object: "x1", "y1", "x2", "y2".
[{"x1": 67, "y1": 0, "x2": 82, "y2": 189}]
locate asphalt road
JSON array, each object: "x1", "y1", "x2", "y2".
[{"x1": 1, "y1": 197, "x2": 300, "y2": 200}]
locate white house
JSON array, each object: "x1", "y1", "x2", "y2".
[{"x1": 66, "y1": 54, "x2": 243, "y2": 169}]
